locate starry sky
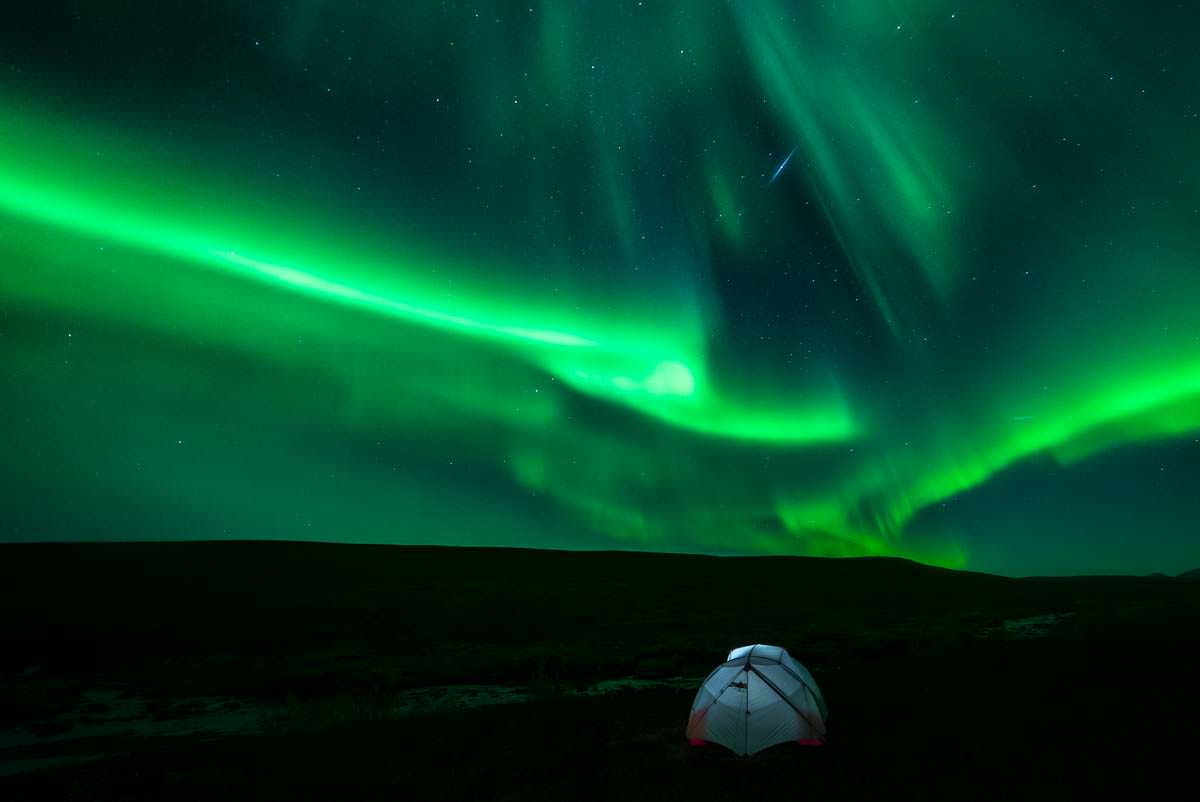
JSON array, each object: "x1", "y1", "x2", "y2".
[{"x1": 2, "y1": 1, "x2": 1199, "y2": 576}]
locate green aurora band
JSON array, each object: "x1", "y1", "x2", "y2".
[{"x1": 2, "y1": 1, "x2": 1198, "y2": 574}]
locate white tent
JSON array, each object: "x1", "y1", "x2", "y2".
[{"x1": 686, "y1": 644, "x2": 827, "y2": 756}]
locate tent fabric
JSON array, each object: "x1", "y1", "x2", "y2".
[{"x1": 686, "y1": 643, "x2": 827, "y2": 756}]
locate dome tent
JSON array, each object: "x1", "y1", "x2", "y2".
[{"x1": 686, "y1": 644, "x2": 827, "y2": 756}]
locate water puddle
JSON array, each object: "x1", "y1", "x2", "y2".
[
  {"x1": 0, "y1": 676, "x2": 703, "y2": 774},
  {"x1": 0, "y1": 688, "x2": 259, "y2": 751},
  {"x1": 393, "y1": 675, "x2": 701, "y2": 713},
  {"x1": 979, "y1": 612, "x2": 1077, "y2": 639}
]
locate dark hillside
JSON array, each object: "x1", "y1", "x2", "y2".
[{"x1": 2, "y1": 542, "x2": 1198, "y2": 800}]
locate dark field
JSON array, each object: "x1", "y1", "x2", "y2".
[{"x1": 1, "y1": 542, "x2": 1198, "y2": 800}]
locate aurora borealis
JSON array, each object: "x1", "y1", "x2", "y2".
[{"x1": 2, "y1": 1, "x2": 1198, "y2": 575}]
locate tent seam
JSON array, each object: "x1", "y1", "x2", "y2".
[{"x1": 748, "y1": 665, "x2": 826, "y2": 737}]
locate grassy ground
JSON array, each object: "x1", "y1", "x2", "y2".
[{"x1": 1, "y1": 542, "x2": 1197, "y2": 799}]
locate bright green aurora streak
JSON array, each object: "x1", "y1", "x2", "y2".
[{"x1": 2, "y1": 1, "x2": 1198, "y2": 575}]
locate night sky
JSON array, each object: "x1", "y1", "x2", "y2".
[{"x1": 2, "y1": 1, "x2": 1199, "y2": 576}]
